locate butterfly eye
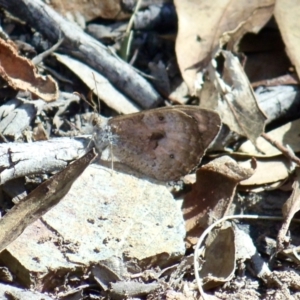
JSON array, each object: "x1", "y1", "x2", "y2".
[
  {"x1": 92, "y1": 120, "x2": 96, "y2": 127},
  {"x1": 158, "y1": 115, "x2": 164, "y2": 121},
  {"x1": 91, "y1": 116, "x2": 99, "y2": 127}
]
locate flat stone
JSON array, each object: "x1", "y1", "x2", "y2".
[{"x1": 1, "y1": 164, "x2": 185, "y2": 288}]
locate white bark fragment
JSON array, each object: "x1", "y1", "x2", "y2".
[{"x1": 0, "y1": 137, "x2": 90, "y2": 184}]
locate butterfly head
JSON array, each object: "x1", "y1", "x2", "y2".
[{"x1": 91, "y1": 115, "x2": 117, "y2": 153}]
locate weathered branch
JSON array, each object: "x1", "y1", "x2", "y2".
[
  {"x1": 0, "y1": 0, "x2": 162, "y2": 109},
  {"x1": 0, "y1": 137, "x2": 90, "y2": 185}
]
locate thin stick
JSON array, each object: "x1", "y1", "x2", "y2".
[
  {"x1": 32, "y1": 37, "x2": 64, "y2": 65},
  {"x1": 261, "y1": 132, "x2": 300, "y2": 166}
]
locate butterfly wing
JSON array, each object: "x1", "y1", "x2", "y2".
[
  {"x1": 176, "y1": 106, "x2": 221, "y2": 150},
  {"x1": 106, "y1": 106, "x2": 220, "y2": 181}
]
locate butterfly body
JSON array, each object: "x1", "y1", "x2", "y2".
[{"x1": 93, "y1": 106, "x2": 221, "y2": 181}]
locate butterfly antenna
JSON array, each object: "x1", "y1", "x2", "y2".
[
  {"x1": 91, "y1": 73, "x2": 116, "y2": 175},
  {"x1": 73, "y1": 91, "x2": 94, "y2": 149},
  {"x1": 110, "y1": 142, "x2": 114, "y2": 176},
  {"x1": 92, "y1": 72, "x2": 101, "y2": 113}
]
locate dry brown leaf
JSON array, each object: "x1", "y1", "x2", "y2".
[
  {"x1": 0, "y1": 149, "x2": 96, "y2": 253},
  {"x1": 183, "y1": 156, "x2": 255, "y2": 245},
  {"x1": 239, "y1": 158, "x2": 290, "y2": 186},
  {"x1": 277, "y1": 168, "x2": 300, "y2": 251},
  {"x1": 0, "y1": 38, "x2": 58, "y2": 102},
  {"x1": 49, "y1": 0, "x2": 130, "y2": 22},
  {"x1": 197, "y1": 222, "x2": 262, "y2": 292},
  {"x1": 238, "y1": 119, "x2": 300, "y2": 157},
  {"x1": 174, "y1": 0, "x2": 274, "y2": 93},
  {"x1": 275, "y1": 0, "x2": 300, "y2": 81},
  {"x1": 225, "y1": 4, "x2": 275, "y2": 51},
  {"x1": 200, "y1": 223, "x2": 235, "y2": 290},
  {"x1": 208, "y1": 51, "x2": 267, "y2": 145}
]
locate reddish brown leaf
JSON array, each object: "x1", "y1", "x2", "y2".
[
  {"x1": 0, "y1": 38, "x2": 58, "y2": 102},
  {"x1": 183, "y1": 156, "x2": 255, "y2": 245}
]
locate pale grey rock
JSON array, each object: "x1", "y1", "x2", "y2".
[{"x1": 2, "y1": 164, "x2": 185, "y2": 288}]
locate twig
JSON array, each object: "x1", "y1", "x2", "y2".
[
  {"x1": 261, "y1": 132, "x2": 300, "y2": 166},
  {"x1": 0, "y1": 0, "x2": 162, "y2": 109},
  {"x1": 32, "y1": 37, "x2": 64, "y2": 65}
]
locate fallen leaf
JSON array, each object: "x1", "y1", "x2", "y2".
[
  {"x1": 275, "y1": 0, "x2": 300, "y2": 81},
  {"x1": 208, "y1": 51, "x2": 267, "y2": 145},
  {"x1": 200, "y1": 223, "x2": 235, "y2": 290},
  {"x1": 148, "y1": 61, "x2": 171, "y2": 98},
  {"x1": 277, "y1": 168, "x2": 300, "y2": 251},
  {"x1": 239, "y1": 158, "x2": 290, "y2": 186},
  {"x1": 0, "y1": 38, "x2": 58, "y2": 102},
  {"x1": 183, "y1": 156, "x2": 255, "y2": 245},
  {"x1": 49, "y1": 0, "x2": 130, "y2": 23},
  {"x1": 238, "y1": 119, "x2": 300, "y2": 157},
  {"x1": 174, "y1": 0, "x2": 274, "y2": 93},
  {"x1": 196, "y1": 220, "x2": 271, "y2": 292}
]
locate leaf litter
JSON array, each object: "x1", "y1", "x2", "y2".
[{"x1": 0, "y1": 0, "x2": 299, "y2": 299}]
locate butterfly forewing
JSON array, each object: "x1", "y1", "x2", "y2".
[
  {"x1": 177, "y1": 106, "x2": 221, "y2": 151},
  {"x1": 103, "y1": 106, "x2": 221, "y2": 181}
]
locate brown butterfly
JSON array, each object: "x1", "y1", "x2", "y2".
[{"x1": 92, "y1": 105, "x2": 221, "y2": 181}]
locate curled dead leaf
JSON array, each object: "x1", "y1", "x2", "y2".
[
  {"x1": 200, "y1": 223, "x2": 235, "y2": 290},
  {"x1": 208, "y1": 51, "x2": 267, "y2": 145},
  {"x1": 0, "y1": 38, "x2": 58, "y2": 102},
  {"x1": 183, "y1": 156, "x2": 255, "y2": 246}
]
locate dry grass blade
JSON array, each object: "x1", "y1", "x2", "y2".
[{"x1": 0, "y1": 149, "x2": 97, "y2": 253}]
